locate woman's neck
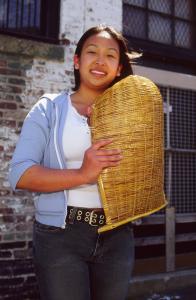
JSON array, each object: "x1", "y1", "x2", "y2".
[
  {"x1": 70, "y1": 86, "x2": 104, "y2": 117},
  {"x1": 71, "y1": 85, "x2": 104, "y2": 106}
]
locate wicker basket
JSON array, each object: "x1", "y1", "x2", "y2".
[{"x1": 90, "y1": 75, "x2": 167, "y2": 233}]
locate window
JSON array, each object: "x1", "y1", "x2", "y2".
[
  {"x1": 123, "y1": 0, "x2": 196, "y2": 73},
  {"x1": 0, "y1": 0, "x2": 60, "y2": 43},
  {"x1": 123, "y1": 0, "x2": 195, "y2": 49},
  {"x1": 161, "y1": 86, "x2": 196, "y2": 213}
]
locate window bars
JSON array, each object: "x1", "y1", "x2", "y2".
[
  {"x1": 161, "y1": 85, "x2": 196, "y2": 214},
  {"x1": 0, "y1": 0, "x2": 60, "y2": 42},
  {"x1": 123, "y1": 0, "x2": 195, "y2": 49}
]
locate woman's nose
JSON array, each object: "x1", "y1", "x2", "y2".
[{"x1": 95, "y1": 56, "x2": 105, "y2": 65}]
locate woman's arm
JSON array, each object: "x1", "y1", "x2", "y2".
[
  {"x1": 8, "y1": 97, "x2": 52, "y2": 191},
  {"x1": 16, "y1": 139, "x2": 122, "y2": 192}
]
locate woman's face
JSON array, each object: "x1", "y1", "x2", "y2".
[{"x1": 75, "y1": 31, "x2": 122, "y2": 92}]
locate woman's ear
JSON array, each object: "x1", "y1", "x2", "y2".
[
  {"x1": 74, "y1": 55, "x2": 80, "y2": 70},
  {"x1": 116, "y1": 65, "x2": 122, "y2": 77},
  {"x1": 117, "y1": 64, "x2": 122, "y2": 77}
]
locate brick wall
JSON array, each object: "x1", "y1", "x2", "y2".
[
  {"x1": 0, "y1": 35, "x2": 67, "y2": 299},
  {"x1": 0, "y1": 1, "x2": 122, "y2": 298}
]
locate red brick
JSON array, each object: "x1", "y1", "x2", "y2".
[
  {"x1": 0, "y1": 208, "x2": 14, "y2": 214},
  {"x1": 0, "y1": 68, "x2": 7, "y2": 75},
  {"x1": 3, "y1": 215, "x2": 15, "y2": 223},
  {"x1": 0, "y1": 251, "x2": 12, "y2": 258},
  {"x1": 5, "y1": 94, "x2": 15, "y2": 101},
  {"x1": 0, "y1": 102, "x2": 17, "y2": 109},
  {"x1": 8, "y1": 78, "x2": 25, "y2": 86},
  {"x1": 0, "y1": 242, "x2": 26, "y2": 250},
  {"x1": 7, "y1": 69, "x2": 22, "y2": 76},
  {"x1": 0, "y1": 67, "x2": 23, "y2": 76},
  {"x1": 0, "y1": 85, "x2": 23, "y2": 93},
  {"x1": 0, "y1": 60, "x2": 7, "y2": 67},
  {"x1": 8, "y1": 85, "x2": 23, "y2": 93}
]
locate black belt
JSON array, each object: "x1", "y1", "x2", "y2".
[{"x1": 66, "y1": 206, "x2": 106, "y2": 227}]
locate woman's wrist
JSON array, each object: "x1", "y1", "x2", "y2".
[{"x1": 76, "y1": 168, "x2": 90, "y2": 185}]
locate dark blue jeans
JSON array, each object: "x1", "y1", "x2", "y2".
[{"x1": 33, "y1": 220, "x2": 134, "y2": 300}]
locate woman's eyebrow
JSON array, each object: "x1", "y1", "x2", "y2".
[
  {"x1": 85, "y1": 44, "x2": 98, "y2": 48},
  {"x1": 108, "y1": 48, "x2": 119, "y2": 53},
  {"x1": 85, "y1": 44, "x2": 119, "y2": 53}
]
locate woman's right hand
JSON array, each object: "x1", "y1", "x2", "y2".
[
  {"x1": 15, "y1": 139, "x2": 122, "y2": 192},
  {"x1": 79, "y1": 139, "x2": 122, "y2": 184}
]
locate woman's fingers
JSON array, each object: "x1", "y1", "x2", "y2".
[
  {"x1": 92, "y1": 140, "x2": 122, "y2": 156},
  {"x1": 101, "y1": 160, "x2": 121, "y2": 168},
  {"x1": 80, "y1": 139, "x2": 122, "y2": 183},
  {"x1": 96, "y1": 149, "x2": 122, "y2": 156},
  {"x1": 97, "y1": 154, "x2": 122, "y2": 162},
  {"x1": 91, "y1": 139, "x2": 114, "y2": 150},
  {"x1": 89, "y1": 139, "x2": 122, "y2": 163}
]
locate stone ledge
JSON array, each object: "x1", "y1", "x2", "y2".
[
  {"x1": 0, "y1": 34, "x2": 65, "y2": 61},
  {"x1": 128, "y1": 269, "x2": 196, "y2": 298}
]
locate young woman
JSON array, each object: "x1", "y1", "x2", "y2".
[{"x1": 9, "y1": 25, "x2": 135, "y2": 300}]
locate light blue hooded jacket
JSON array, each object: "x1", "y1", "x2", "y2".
[{"x1": 9, "y1": 92, "x2": 71, "y2": 228}]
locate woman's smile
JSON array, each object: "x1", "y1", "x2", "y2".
[{"x1": 90, "y1": 69, "x2": 107, "y2": 77}]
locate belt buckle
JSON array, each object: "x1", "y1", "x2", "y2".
[{"x1": 89, "y1": 210, "x2": 98, "y2": 226}]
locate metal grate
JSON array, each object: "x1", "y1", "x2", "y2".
[
  {"x1": 0, "y1": 0, "x2": 60, "y2": 42},
  {"x1": 148, "y1": 13, "x2": 172, "y2": 45},
  {"x1": 175, "y1": 0, "x2": 192, "y2": 19},
  {"x1": 160, "y1": 85, "x2": 196, "y2": 213},
  {"x1": 170, "y1": 88, "x2": 196, "y2": 149},
  {"x1": 148, "y1": 0, "x2": 171, "y2": 14},
  {"x1": 123, "y1": 0, "x2": 195, "y2": 49}
]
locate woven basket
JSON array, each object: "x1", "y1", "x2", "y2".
[{"x1": 90, "y1": 75, "x2": 167, "y2": 233}]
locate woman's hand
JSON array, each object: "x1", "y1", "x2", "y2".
[
  {"x1": 15, "y1": 139, "x2": 122, "y2": 192},
  {"x1": 79, "y1": 139, "x2": 122, "y2": 184}
]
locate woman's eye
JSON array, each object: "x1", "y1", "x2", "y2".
[
  {"x1": 87, "y1": 51, "x2": 96, "y2": 54},
  {"x1": 107, "y1": 54, "x2": 116, "y2": 58}
]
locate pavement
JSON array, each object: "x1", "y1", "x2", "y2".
[
  {"x1": 127, "y1": 270, "x2": 196, "y2": 300},
  {"x1": 132, "y1": 285, "x2": 196, "y2": 300}
]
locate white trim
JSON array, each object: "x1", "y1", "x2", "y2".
[
  {"x1": 54, "y1": 106, "x2": 67, "y2": 229},
  {"x1": 133, "y1": 65, "x2": 196, "y2": 91},
  {"x1": 54, "y1": 106, "x2": 64, "y2": 170}
]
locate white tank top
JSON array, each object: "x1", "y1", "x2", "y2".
[{"x1": 62, "y1": 95, "x2": 102, "y2": 208}]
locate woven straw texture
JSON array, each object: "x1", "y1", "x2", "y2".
[{"x1": 90, "y1": 75, "x2": 167, "y2": 233}]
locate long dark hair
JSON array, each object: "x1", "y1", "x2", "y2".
[{"x1": 73, "y1": 25, "x2": 138, "y2": 91}]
